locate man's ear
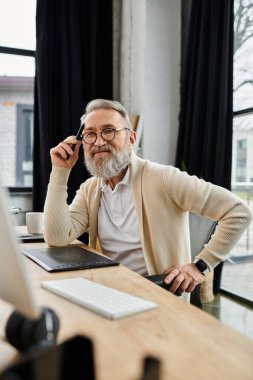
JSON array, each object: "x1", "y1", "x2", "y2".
[{"x1": 129, "y1": 131, "x2": 137, "y2": 146}]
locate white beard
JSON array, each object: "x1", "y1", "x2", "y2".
[{"x1": 84, "y1": 144, "x2": 131, "y2": 179}]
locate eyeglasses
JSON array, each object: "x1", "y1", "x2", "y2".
[{"x1": 82, "y1": 127, "x2": 130, "y2": 144}]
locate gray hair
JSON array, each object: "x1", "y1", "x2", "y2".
[{"x1": 80, "y1": 99, "x2": 132, "y2": 130}]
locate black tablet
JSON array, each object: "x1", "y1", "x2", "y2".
[
  {"x1": 17, "y1": 234, "x2": 45, "y2": 243},
  {"x1": 22, "y1": 246, "x2": 119, "y2": 272}
]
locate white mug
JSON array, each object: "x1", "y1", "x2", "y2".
[{"x1": 26, "y1": 212, "x2": 44, "y2": 234}]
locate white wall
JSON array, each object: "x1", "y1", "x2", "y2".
[
  {"x1": 120, "y1": 0, "x2": 146, "y2": 115},
  {"x1": 119, "y1": 0, "x2": 181, "y2": 165}
]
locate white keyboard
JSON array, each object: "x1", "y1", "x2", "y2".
[{"x1": 41, "y1": 277, "x2": 157, "y2": 320}]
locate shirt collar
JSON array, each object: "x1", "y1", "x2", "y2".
[{"x1": 101, "y1": 167, "x2": 131, "y2": 192}]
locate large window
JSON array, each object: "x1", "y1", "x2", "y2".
[
  {"x1": 221, "y1": 0, "x2": 253, "y2": 305},
  {"x1": 0, "y1": 0, "x2": 36, "y2": 189}
]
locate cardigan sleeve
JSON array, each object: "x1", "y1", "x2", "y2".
[
  {"x1": 162, "y1": 166, "x2": 252, "y2": 268},
  {"x1": 43, "y1": 166, "x2": 89, "y2": 246}
]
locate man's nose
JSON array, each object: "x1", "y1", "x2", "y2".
[{"x1": 94, "y1": 133, "x2": 106, "y2": 146}]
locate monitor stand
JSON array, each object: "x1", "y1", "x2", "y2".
[
  {"x1": 5, "y1": 307, "x2": 59, "y2": 353},
  {"x1": 0, "y1": 335, "x2": 95, "y2": 380}
]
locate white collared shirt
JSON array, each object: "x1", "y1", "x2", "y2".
[{"x1": 98, "y1": 169, "x2": 148, "y2": 276}]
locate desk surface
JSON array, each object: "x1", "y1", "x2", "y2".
[{"x1": 1, "y1": 240, "x2": 253, "y2": 380}]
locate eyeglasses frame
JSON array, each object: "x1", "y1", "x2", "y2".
[{"x1": 82, "y1": 127, "x2": 131, "y2": 145}]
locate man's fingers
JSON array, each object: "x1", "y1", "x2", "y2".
[
  {"x1": 185, "y1": 279, "x2": 198, "y2": 293},
  {"x1": 50, "y1": 137, "x2": 82, "y2": 169},
  {"x1": 163, "y1": 264, "x2": 205, "y2": 295},
  {"x1": 163, "y1": 266, "x2": 200, "y2": 294},
  {"x1": 51, "y1": 140, "x2": 80, "y2": 159},
  {"x1": 163, "y1": 268, "x2": 181, "y2": 285},
  {"x1": 167, "y1": 273, "x2": 184, "y2": 294},
  {"x1": 60, "y1": 141, "x2": 75, "y2": 156},
  {"x1": 52, "y1": 145, "x2": 69, "y2": 159}
]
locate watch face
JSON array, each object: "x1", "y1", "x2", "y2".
[{"x1": 195, "y1": 259, "x2": 208, "y2": 273}]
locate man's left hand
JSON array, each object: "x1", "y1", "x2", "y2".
[{"x1": 163, "y1": 264, "x2": 205, "y2": 295}]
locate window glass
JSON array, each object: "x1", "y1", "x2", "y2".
[
  {"x1": 0, "y1": 54, "x2": 34, "y2": 187},
  {"x1": 233, "y1": 0, "x2": 253, "y2": 111},
  {"x1": 0, "y1": 53, "x2": 35, "y2": 76},
  {"x1": 232, "y1": 114, "x2": 253, "y2": 183},
  {"x1": 222, "y1": 0, "x2": 253, "y2": 304},
  {"x1": 0, "y1": 0, "x2": 36, "y2": 50}
]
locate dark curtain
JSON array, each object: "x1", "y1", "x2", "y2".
[
  {"x1": 176, "y1": 0, "x2": 233, "y2": 189},
  {"x1": 176, "y1": 0, "x2": 234, "y2": 293},
  {"x1": 33, "y1": 0, "x2": 113, "y2": 211}
]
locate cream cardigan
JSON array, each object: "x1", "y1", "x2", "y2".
[{"x1": 44, "y1": 152, "x2": 252, "y2": 275}]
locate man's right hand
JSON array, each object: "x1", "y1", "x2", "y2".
[{"x1": 50, "y1": 136, "x2": 82, "y2": 169}]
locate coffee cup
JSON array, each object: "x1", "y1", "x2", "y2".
[{"x1": 26, "y1": 212, "x2": 44, "y2": 235}]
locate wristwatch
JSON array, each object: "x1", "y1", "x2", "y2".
[{"x1": 193, "y1": 258, "x2": 210, "y2": 276}]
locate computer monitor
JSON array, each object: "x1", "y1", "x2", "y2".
[{"x1": 0, "y1": 183, "x2": 40, "y2": 319}]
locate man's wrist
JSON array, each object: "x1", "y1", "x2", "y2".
[{"x1": 50, "y1": 166, "x2": 71, "y2": 185}]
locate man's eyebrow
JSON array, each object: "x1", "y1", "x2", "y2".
[{"x1": 84, "y1": 124, "x2": 116, "y2": 131}]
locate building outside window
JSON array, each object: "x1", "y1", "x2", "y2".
[
  {"x1": 0, "y1": 0, "x2": 36, "y2": 224},
  {"x1": 0, "y1": 74, "x2": 34, "y2": 188},
  {"x1": 221, "y1": 0, "x2": 253, "y2": 305},
  {"x1": 16, "y1": 103, "x2": 34, "y2": 187},
  {"x1": 0, "y1": 0, "x2": 36, "y2": 189},
  {"x1": 236, "y1": 139, "x2": 247, "y2": 182}
]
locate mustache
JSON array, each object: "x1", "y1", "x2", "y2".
[{"x1": 90, "y1": 144, "x2": 115, "y2": 156}]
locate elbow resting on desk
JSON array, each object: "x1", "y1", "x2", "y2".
[{"x1": 44, "y1": 226, "x2": 78, "y2": 247}]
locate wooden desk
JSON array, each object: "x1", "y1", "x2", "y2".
[{"x1": 1, "y1": 240, "x2": 253, "y2": 380}]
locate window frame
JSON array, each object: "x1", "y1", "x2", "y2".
[
  {"x1": 221, "y1": 0, "x2": 253, "y2": 306},
  {"x1": 0, "y1": 45, "x2": 35, "y2": 193}
]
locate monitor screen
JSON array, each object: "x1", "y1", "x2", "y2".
[{"x1": 0, "y1": 183, "x2": 40, "y2": 319}]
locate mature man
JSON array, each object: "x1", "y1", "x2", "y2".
[{"x1": 44, "y1": 99, "x2": 252, "y2": 299}]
